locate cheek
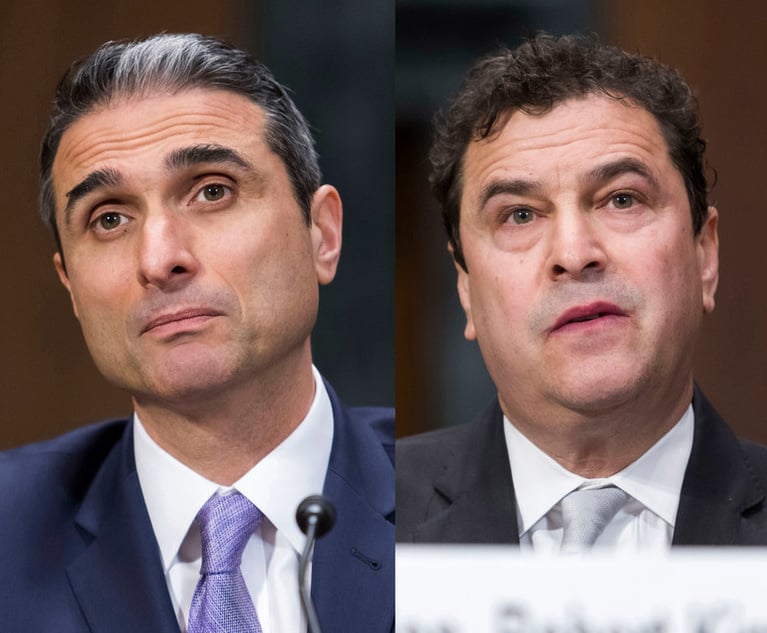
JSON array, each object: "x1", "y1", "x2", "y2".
[
  {"x1": 70, "y1": 291, "x2": 125, "y2": 350},
  {"x1": 222, "y1": 226, "x2": 316, "y2": 307},
  {"x1": 67, "y1": 267, "x2": 126, "y2": 321},
  {"x1": 637, "y1": 235, "x2": 702, "y2": 326},
  {"x1": 62, "y1": 250, "x2": 139, "y2": 349},
  {"x1": 66, "y1": 282, "x2": 130, "y2": 370},
  {"x1": 472, "y1": 260, "x2": 535, "y2": 341}
]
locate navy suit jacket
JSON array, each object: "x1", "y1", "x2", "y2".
[
  {"x1": 0, "y1": 383, "x2": 394, "y2": 632},
  {"x1": 397, "y1": 388, "x2": 767, "y2": 545}
]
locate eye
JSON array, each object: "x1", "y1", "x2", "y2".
[
  {"x1": 198, "y1": 183, "x2": 229, "y2": 202},
  {"x1": 611, "y1": 193, "x2": 635, "y2": 209},
  {"x1": 94, "y1": 211, "x2": 128, "y2": 232},
  {"x1": 508, "y1": 208, "x2": 535, "y2": 225}
]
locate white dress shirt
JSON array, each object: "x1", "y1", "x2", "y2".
[
  {"x1": 133, "y1": 366, "x2": 333, "y2": 632},
  {"x1": 504, "y1": 405, "x2": 694, "y2": 553}
]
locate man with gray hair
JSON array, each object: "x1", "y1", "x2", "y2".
[{"x1": 0, "y1": 33, "x2": 393, "y2": 632}]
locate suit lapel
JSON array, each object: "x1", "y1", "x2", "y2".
[
  {"x1": 414, "y1": 400, "x2": 519, "y2": 544},
  {"x1": 312, "y1": 385, "x2": 395, "y2": 633},
  {"x1": 66, "y1": 422, "x2": 179, "y2": 633},
  {"x1": 674, "y1": 388, "x2": 766, "y2": 545}
]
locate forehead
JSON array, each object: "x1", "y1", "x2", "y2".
[
  {"x1": 461, "y1": 94, "x2": 675, "y2": 203},
  {"x1": 52, "y1": 88, "x2": 269, "y2": 191}
]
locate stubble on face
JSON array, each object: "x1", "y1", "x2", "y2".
[
  {"x1": 52, "y1": 89, "x2": 321, "y2": 411},
  {"x1": 456, "y1": 95, "x2": 715, "y2": 444}
]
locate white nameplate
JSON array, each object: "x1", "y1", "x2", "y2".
[{"x1": 397, "y1": 545, "x2": 767, "y2": 633}]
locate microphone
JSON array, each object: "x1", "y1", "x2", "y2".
[{"x1": 296, "y1": 495, "x2": 336, "y2": 633}]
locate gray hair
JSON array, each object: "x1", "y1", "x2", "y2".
[{"x1": 40, "y1": 33, "x2": 320, "y2": 251}]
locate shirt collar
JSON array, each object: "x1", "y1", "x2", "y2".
[
  {"x1": 505, "y1": 404, "x2": 694, "y2": 537},
  {"x1": 134, "y1": 365, "x2": 334, "y2": 572}
]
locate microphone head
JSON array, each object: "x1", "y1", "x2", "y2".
[{"x1": 296, "y1": 495, "x2": 336, "y2": 538}]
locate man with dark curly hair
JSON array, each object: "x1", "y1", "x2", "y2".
[{"x1": 397, "y1": 34, "x2": 767, "y2": 550}]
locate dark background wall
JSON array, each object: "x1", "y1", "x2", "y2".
[
  {"x1": 0, "y1": 0, "x2": 393, "y2": 449},
  {"x1": 396, "y1": 0, "x2": 767, "y2": 442},
  {"x1": 2, "y1": 1, "x2": 765, "y2": 448}
]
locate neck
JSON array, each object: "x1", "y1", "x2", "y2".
[
  {"x1": 133, "y1": 357, "x2": 316, "y2": 486},
  {"x1": 502, "y1": 379, "x2": 694, "y2": 478}
]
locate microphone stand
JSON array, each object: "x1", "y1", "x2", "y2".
[
  {"x1": 296, "y1": 495, "x2": 336, "y2": 633},
  {"x1": 298, "y1": 518, "x2": 323, "y2": 633}
]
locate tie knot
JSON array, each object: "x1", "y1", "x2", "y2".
[
  {"x1": 196, "y1": 492, "x2": 263, "y2": 574},
  {"x1": 559, "y1": 485, "x2": 629, "y2": 553}
]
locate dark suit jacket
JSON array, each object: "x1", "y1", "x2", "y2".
[
  {"x1": 0, "y1": 382, "x2": 394, "y2": 633},
  {"x1": 397, "y1": 388, "x2": 767, "y2": 545}
]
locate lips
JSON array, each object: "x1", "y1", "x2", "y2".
[
  {"x1": 550, "y1": 301, "x2": 627, "y2": 333},
  {"x1": 140, "y1": 308, "x2": 222, "y2": 335}
]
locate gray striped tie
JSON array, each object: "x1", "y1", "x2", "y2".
[{"x1": 559, "y1": 486, "x2": 628, "y2": 554}]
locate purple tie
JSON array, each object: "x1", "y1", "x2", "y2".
[{"x1": 188, "y1": 492, "x2": 264, "y2": 633}]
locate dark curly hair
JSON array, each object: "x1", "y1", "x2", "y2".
[{"x1": 430, "y1": 33, "x2": 710, "y2": 271}]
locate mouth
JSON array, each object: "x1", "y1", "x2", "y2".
[
  {"x1": 550, "y1": 302, "x2": 627, "y2": 334},
  {"x1": 141, "y1": 308, "x2": 222, "y2": 335}
]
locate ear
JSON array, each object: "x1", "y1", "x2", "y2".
[
  {"x1": 449, "y1": 242, "x2": 476, "y2": 340},
  {"x1": 53, "y1": 251, "x2": 80, "y2": 320},
  {"x1": 310, "y1": 185, "x2": 343, "y2": 285},
  {"x1": 697, "y1": 206, "x2": 719, "y2": 314}
]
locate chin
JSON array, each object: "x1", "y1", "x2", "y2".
[
  {"x1": 144, "y1": 348, "x2": 242, "y2": 401},
  {"x1": 551, "y1": 369, "x2": 640, "y2": 414}
]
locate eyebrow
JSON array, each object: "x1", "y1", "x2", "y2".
[
  {"x1": 64, "y1": 168, "x2": 123, "y2": 223},
  {"x1": 476, "y1": 157, "x2": 660, "y2": 211},
  {"x1": 165, "y1": 144, "x2": 252, "y2": 172},
  {"x1": 478, "y1": 178, "x2": 544, "y2": 210},
  {"x1": 62, "y1": 144, "x2": 255, "y2": 226},
  {"x1": 585, "y1": 158, "x2": 660, "y2": 190}
]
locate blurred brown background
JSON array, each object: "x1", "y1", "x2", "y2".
[
  {"x1": 397, "y1": 0, "x2": 767, "y2": 441},
  {"x1": 0, "y1": 0, "x2": 394, "y2": 449},
  {"x1": 2, "y1": 0, "x2": 765, "y2": 448}
]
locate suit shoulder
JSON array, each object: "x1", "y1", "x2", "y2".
[
  {"x1": 398, "y1": 422, "x2": 474, "y2": 446},
  {"x1": 0, "y1": 418, "x2": 129, "y2": 460},
  {"x1": 740, "y1": 438, "x2": 767, "y2": 482},
  {"x1": 396, "y1": 424, "x2": 475, "y2": 523},
  {"x1": 347, "y1": 406, "x2": 394, "y2": 464},
  {"x1": 0, "y1": 419, "x2": 130, "y2": 498},
  {"x1": 348, "y1": 406, "x2": 394, "y2": 440},
  {"x1": 397, "y1": 424, "x2": 473, "y2": 485},
  {"x1": 397, "y1": 400, "x2": 501, "y2": 478},
  {"x1": 396, "y1": 401, "x2": 504, "y2": 542},
  {"x1": 395, "y1": 424, "x2": 486, "y2": 542}
]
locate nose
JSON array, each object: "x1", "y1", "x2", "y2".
[
  {"x1": 546, "y1": 209, "x2": 606, "y2": 281},
  {"x1": 137, "y1": 211, "x2": 199, "y2": 290}
]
